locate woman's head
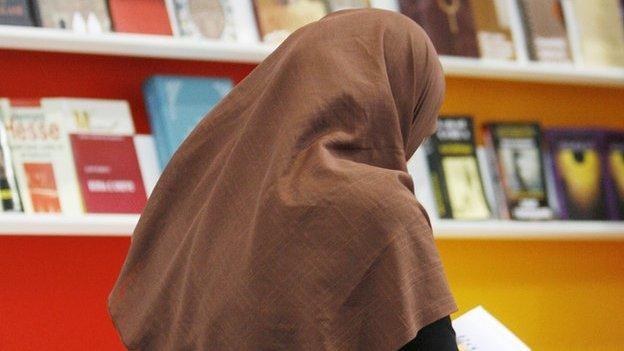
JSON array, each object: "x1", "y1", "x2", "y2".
[{"x1": 267, "y1": 8, "x2": 445, "y2": 160}]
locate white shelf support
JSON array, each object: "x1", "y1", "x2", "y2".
[{"x1": 1, "y1": 26, "x2": 624, "y2": 86}]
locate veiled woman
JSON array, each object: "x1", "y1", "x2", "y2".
[{"x1": 108, "y1": 8, "x2": 458, "y2": 351}]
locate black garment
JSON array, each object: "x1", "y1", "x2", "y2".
[{"x1": 398, "y1": 316, "x2": 458, "y2": 351}]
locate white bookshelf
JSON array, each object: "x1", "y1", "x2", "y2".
[
  {"x1": 1, "y1": 213, "x2": 622, "y2": 240},
  {"x1": 1, "y1": 26, "x2": 624, "y2": 87},
  {"x1": 0, "y1": 213, "x2": 138, "y2": 236}
]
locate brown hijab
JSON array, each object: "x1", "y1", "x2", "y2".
[{"x1": 108, "y1": 8, "x2": 457, "y2": 350}]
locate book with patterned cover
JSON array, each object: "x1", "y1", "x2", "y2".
[
  {"x1": 544, "y1": 129, "x2": 609, "y2": 220},
  {"x1": 517, "y1": 0, "x2": 571, "y2": 62},
  {"x1": 166, "y1": 0, "x2": 237, "y2": 40},
  {"x1": 31, "y1": 0, "x2": 112, "y2": 33},
  {"x1": 425, "y1": 116, "x2": 491, "y2": 219},
  {"x1": 484, "y1": 122, "x2": 553, "y2": 220},
  {"x1": 399, "y1": 0, "x2": 480, "y2": 57},
  {"x1": 2, "y1": 101, "x2": 83, "y2": 214}
]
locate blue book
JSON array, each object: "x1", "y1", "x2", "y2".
[{"x1": 143, "y1": 75, "x2": 233, "y2": 169}]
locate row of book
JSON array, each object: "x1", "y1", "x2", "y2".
[
  {"x1": 1, "y1": 1, "x2": 624, "y2": 68},
  {"x1": 0, "y1": 74, "x2": 232, "y2": 215},
  {"x1": 0, "y1": 98, "x2": 159, "y2": 214},
  {"x1": 1, "y1": 91, "x2": 622, "y2": 221},
  {"x1": 409, "y1": 117, "x2": 624, "y2": 221}
]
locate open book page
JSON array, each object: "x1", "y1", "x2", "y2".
[{"x1": 453, "y1": 306, "x2": 531, "y2": 351}]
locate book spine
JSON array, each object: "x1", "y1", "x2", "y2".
[
  {"x1": 133, "y1": 134, "x2": 161, "y2": 197},
  {"x1": 407, "y1": 146, "x2": 439, "y2": 220},
  {"x1": 483, "y1": 125, "x2": 510, "y2": 219},
  {"x1": 476, "y1": 145, "x2": 499, "y2": 218},
  {"x1": 0, "y1": 124, "x2": 22, "y2": 211},
  {"x1": 542, "y1": 133, "x2": 565, "y2": 219},
  {"x1": 424, "y1": 138, "x2": 453, "y2": 219},
  {"x1": 28, "y1": 0, "x2": 42, "y2": 26},
  {"x1": 143, "y1": 78, "x2": 169, "y2": 170}
]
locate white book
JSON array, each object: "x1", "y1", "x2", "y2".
[
  {"x1": 133, "y1": 134, "x2": 161, "y2": 197},
  {"x1": 40, "y1": 98, "x2": 135, "y2": 135},
  {"x1": 3, "y1": 105, "x2": 83, "y2": 214},
  {"x1": 453, "y1": 306, "x2": 531, "y2": 351},
  {"x1": 563, "y1": 0, "x2": 624, "y2": 68},
  {"x1": 407, "y1": 146, "x2": 439, "y2": 220}
]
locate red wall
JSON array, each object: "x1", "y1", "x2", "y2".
[
  {"x1": 0, "y1": 236, "x2": 130, "y2": 350},
  {"x1": 0, "y1": 49, "x2": 257, "y2": 350}
]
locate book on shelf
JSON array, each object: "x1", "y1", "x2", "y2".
[
  {"x1": 483, "y1": 122, "x2": 553, "y2": 220},
  {"x1": 605, "y1": 132, "x2": 624, "y2": 220},
  {"x1": 564, "y1": 0, "x2": 624, "y2": 68},
  {"x1": 0, "y1": 101, "x2": 21, "y2": 212},
  {"x1": 407, "y1": 145, "x2": 439, "y2": 220},
  {"x1": 399, "y1": 0, "x2": 480, "y2": 58},
  {"x1": 252, "y1": 0, "x2": 329, "y2": 43},
  {"x1": 326, "y1": 0, "x2": 370, "y2": 12},
  {"x1": 143, "y1": 75, "x2": 233, "y2": 170},
  {"x1": 424, "y1": 116, "x2": 491, "y2": 220},
  {"x1": 1, "y1": 99, "x2": 81, "y2": 214},
  {"x1": 108, "y1": 0, "x2": 173, "y2": 35},
  {"x1": 453, "y1": 305, "x2": 531, "y2": 351},
  {"x1": 40, "y1": 98, "x2": 135, "y2": 135},
  {"x1": 544, "y1": 129, "x2": 609, "y2": 220},
  {"x1": 70, "y1": 133, "x2": 147, "y2": 214},
  {"x1": 469, "y1": 0, "x2": 516, "y2": 60},
  {"x1": 516, "y1": 0, "x2": 572, "y2": 63},
  {"x1": 31, "y1": 0, "x2": 112, "y2": 33},
  {"x1": 133, "y1": 134, "x2": 160, "y2": 197},
  {"x1": 165, "y1": 0, "x2": 237, "y2": 40},
  {"x1": 0, "y1": 97, "x2": 140, "y2": 215},
  {"x1": 0, "y1": 0, "x2": 37, "y2": 26}
]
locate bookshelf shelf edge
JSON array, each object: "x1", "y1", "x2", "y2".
[
  {"x1": 1, "y1": 215, "x2": 623, "y2": 239},
  {"x1": 1, "y1": 26, "x2": 624, "y2": 86}
]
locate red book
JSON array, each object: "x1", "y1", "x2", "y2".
[
  {"x1": 108, "y1": 0, "x2": 173, "y2": 35},
  {"x1": 70, "y1": 134, "x2": 147, "y2": 214}
]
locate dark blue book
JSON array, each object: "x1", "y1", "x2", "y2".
[
  {"x1": 143, "y1": 75, "x2": 233, "y2": 170},
  {"x1": 0, "y1": 0, "x2": 36, "y2": 26}
]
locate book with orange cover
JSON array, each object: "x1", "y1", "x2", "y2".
[{"x1": 109, "y1": 0, "x2": 173, "y2": 35}]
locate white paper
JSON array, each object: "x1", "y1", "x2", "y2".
[{"x1": 453, "y1": 306, "x2": 531, "y2": 351}]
